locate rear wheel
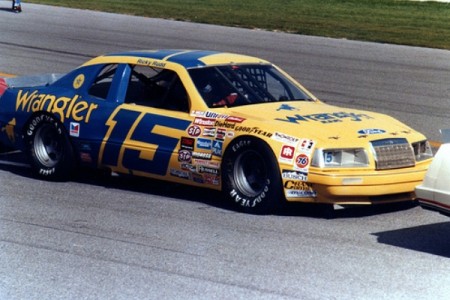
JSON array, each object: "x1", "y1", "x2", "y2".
[
  {"x1": 223, "y1": 137, "x2": 283, "y2": 214},
  {"x1": 24, "y1": 114, "x2": 75, "y2": 180}
]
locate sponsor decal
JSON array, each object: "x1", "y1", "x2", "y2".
[
  {"x1": 216, "y1": 128, "x2": 226, "y2": 141},
  {"x1": 284, "y1": 180, "x2": 312, "y2": 189},
  {"x1": 212, "y1": 140, "x2": 223, "y2": 157},
  {"x1": 198, "y1": 166, "x2": 219, "y2": 175},
  {"x1": 70, "y1": 122, "x2": 80, "y2": 137},
  {"x1": 194, "y1": 117, "x2": 215, "y2": 126},
  {"x1": 15, "y1": 90, "x2": 98, "y2": 123},
  {"x1": 187, "y1": 125, "x2": 201, "y2": 137},
  {"x1": 279, "y1": 145, "x2": 295, "y2": 163},
  {"x1": 295, "y1": 153, "x2": 309, "y2": 169},
  {"x1": 357, "y1": 128, "x2": 386, "y2": 135},
  {"x1": 298, "y1": 139, "x2": 315, "y2": 153},
  {"x1": 192, "y1": 151, "x2": 212, "y2": 160},
  {"x1": 202, "y1": 127, "x2": 216, "y2": 137},
  {"x1": 191, "y1": 110, "x2": 229, "y2": 119},
  {"x1": 226, "y1": 116, "x2": 246, "y2": 123},
  {"x1": 233, "y1": 125, "x2": 272, "y2": 137},
  {"x1": 178, "y1": 150, "x2": 192, "y2": 162},
  {"x1": 285, "y1": 189, "x2": 317, "y2": 198},
  {"x1": 191, "y1": 173, "x2": 204, "y2": 184},
  {"x1": 193, "y1": 159, "x2": 220, "y2": 168},
  {"x1": 169, "y1": 168, "x2": 190, "y2": 179},
  {"x1": 282, "y1": 169, "x2": 308, "y2": 181},
  {"x1": 180, "y1": 137, "x2": 195, "y2": 151},
  {"x1": 73, "y1": 74, "x2": 85, "y2": 89},
  {"x1": 181, "y1": 163, "x2": 196, "y2": 172},
  {"x1": 204, "y1": 174, "x2": 220, "y2": 185},
  {"x1": 197, "y1": 138, "x2": 212, "y2": 150},
  {"x1": 214, "y1": 120, "x2": 236, "y2": 129},
  {"x1": 204, "y1": 111, "x2": 229, "y2": 119},
  {"x1": 284, "y1": 180, "x2": 317, "y2": 198},
  {"x1": 272, "y1": 132, "x2": 299, "y2": 145},
  {"x1": 276, "y1": 111, "x2": 373, "y2": 124}
]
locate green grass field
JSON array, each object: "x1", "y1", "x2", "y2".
[{"x1": 26, "y1": 0, "x2": 450, "y2": 49}]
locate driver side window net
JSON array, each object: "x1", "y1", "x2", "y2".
[
  {"x1": 125, "y1": 65, "x2": 189, "y2": 112},
  {"x1": 88, "y1": 64, "x2": 118, "y2": 100}
]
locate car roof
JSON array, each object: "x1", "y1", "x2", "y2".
[{"x1": 92, "y1": 49, "x2": 270, "y2": 68}]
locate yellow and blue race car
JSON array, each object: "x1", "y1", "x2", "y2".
[{"x1": 0, "y1": 50, "x2": 433, "y2": 213}]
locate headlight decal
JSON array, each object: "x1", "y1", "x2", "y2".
[{"x1": 311, "y1": 148, "x2": 369, "y2": 168}]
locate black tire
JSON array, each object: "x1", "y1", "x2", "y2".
[
  {"x1": 24, "y1": 114, "x2": 75, "y2": 180},
  {"x1": 222, "y1": 137, "x2": 283, "y2": 214}
]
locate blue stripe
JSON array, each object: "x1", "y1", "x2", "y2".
[
  {"x1": 165, "y1": 50, "x2": 219, "y2": 68},
  {"x1": 105, "y1": 50, "x2": 220, "y2": 68}
]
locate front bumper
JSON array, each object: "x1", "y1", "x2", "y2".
[{"x1": 283, "y1": 162, "x2": 430, "y2": 205}]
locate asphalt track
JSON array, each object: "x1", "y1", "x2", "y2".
[{"x1": 1, "y1": 2, "x2": 450, "y2": 300}]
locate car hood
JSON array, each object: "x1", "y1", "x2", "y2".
[{"x1": 225, "y1": 101, "x2": 425, "y2": 147}]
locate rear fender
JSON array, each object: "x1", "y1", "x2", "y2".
[{"x1": 0, "y1": 78, "x2": 7, "y2": 96}]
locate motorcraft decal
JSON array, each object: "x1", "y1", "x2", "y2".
[
  {"x1": 357, "y1": 129, "x2": 386, "y2": 135},
  {"x1": 276, "y1": 111, "x2": 373, "y2": 124}
]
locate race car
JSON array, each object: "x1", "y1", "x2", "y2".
[
  {"x1": 0, "y1": 50, "x2": 433, "y2": 214},
  {"x1": 416, "y1": 130, "x2": 450, "y2": 217}
]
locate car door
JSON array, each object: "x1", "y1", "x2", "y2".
[{"x1": 98, "y1": 64, "x2": 194, "y2": 178}]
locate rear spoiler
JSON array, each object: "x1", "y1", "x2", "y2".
[
  {"x1": 0, "y1": 73, "x2": 64, "y2": 97},
  {"x1": 2, "y1": 73, "x2": 64, "y2": 88}
]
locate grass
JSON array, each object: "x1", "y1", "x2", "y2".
[{"x1": 26, "y1": 0, "x2": 450, "y2": 49}]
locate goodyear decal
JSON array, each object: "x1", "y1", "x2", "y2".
[
  {"x1": 15, "y1": 90, "x2": 98, "y2": 123},
  {"x1": 276, "y1": 111, "x2": 373, "y2": 124}
]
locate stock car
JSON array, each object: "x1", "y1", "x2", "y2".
[
  {"x1": 416, "y1": 130, "x2": 450, "y2": 217},
  {"x1": 0, "y1": 50, "x2": 434, "y2": 214}
]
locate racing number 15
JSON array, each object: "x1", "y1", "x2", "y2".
[{"x1": 100, "y1": 108, "x2": 191, "y2": 175}]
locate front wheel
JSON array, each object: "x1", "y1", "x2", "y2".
[
  {"x1": 222, "y1": 138, "x2": 283, "y2": 214},
  {"x1": 24, "y1": 114, "x2": 75, "y2": 180}
]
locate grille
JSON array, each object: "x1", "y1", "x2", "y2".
[{"x1": 371, "y1": 138, "x2": 415, "y2": 170}]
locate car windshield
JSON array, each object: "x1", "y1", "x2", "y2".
[{"x1": 189, "y1": 64, "x2": 312, "y2": 108}]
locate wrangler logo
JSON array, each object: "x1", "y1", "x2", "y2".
[{"x1": 16, "y1": 90, "x2": 98, "y2": 123}]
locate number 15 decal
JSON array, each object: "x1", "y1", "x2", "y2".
[{"x1": 100, "y1": 108, "x2": 191, "y2": 176}]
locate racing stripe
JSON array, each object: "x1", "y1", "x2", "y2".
[
  {"x1": 164, "y1": 50, "x2": 219, "y2": 68},
  {"x1": 106, "y1": 50, "x2": 182, "y2": 60},
  {"x1": 104, "y1": 50, "x2": 219, "y2": 68}
]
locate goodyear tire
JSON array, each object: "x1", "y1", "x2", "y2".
[
  {"x1": 223, "y1": 137, "x2": 283, "y2": 214},
  {"x1": 24, "y1": 114, "x2": 75, "y2": 180}
]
